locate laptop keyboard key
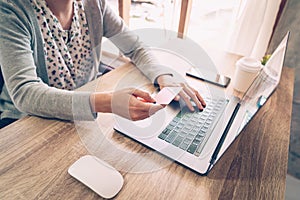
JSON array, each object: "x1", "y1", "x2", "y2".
[
  {"x1": 187, "y1": 143, "x2": 197, "y2": 154},
  {"x1": 172, "y1": 136, "x2": 184, "y2": 147},
  {"x1": 158, "y1": 133, "x2": 168, "y2": 140},
  {"x1": 165, "y1": 131, "x2": 177, "y2": 143},
  {"x1": 179, "y1": 142, "x2": 189, "y2": 150}
]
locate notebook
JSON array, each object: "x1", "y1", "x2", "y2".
[{"x1": 113, "y1": 32, "x2": 290, "y2": 175}]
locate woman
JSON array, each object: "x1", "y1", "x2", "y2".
[{"x1": 0, "y1": 0, "x2": 205, "y2": 128}]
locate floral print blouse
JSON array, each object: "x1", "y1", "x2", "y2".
[{"x1": 30, "y1": 0, "x2": 93, "y2": 90}]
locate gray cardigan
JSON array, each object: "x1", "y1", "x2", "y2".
[{"x1": 0, "y1": 0, "x2": 170, "y2": 121}]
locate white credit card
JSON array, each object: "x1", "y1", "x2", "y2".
[{"x1": 153, "y1": 87, "x2": 182, "y2": 105}]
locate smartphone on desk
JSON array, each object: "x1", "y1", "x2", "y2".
[{"x1": 186, "y1": 67, "x2": 231, "y2": 88}]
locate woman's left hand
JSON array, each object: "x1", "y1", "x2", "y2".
[{"x1": 156, "y1": 74, "x2": 206, "y2": 111}]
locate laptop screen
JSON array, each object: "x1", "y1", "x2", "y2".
[{"x1": 237, "y1": 32, "x2": 290, "y2": 133}]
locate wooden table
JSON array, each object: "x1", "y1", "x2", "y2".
[{"x1": 0, "y1": 63, "x2": 294, "y2": 199}]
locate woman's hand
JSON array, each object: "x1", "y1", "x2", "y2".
[
  {"x1": 156, "y1": 74, "x2": 206, "y2": 111},
  {"x1": 90, "y1": 88, "x2": 164, "y2": 121}
]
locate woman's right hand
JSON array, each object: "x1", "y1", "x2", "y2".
[{"x1": 90, "y1": 88, "x2": 164, "y2": 121}]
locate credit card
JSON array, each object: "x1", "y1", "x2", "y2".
[{"x1": 153, "y1": 87, "x2": 182, "y2": 105}]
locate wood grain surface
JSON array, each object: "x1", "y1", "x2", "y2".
[{"x1": 0, "y1": 64, "x2": 294, "y2": 200}]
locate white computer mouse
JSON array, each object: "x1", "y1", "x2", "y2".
[{"x1": 68, "y1": 155, "x2": 124, "y2": 199}]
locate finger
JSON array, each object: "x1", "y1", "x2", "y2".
[
  {"x1": 194, "y1": 89, "x2": 206, "y2": 107},
  {"x1": 129, "y1": 102, "x2": 164, "y2": 121},
  {"x1": 132, "y1": 89, "x2": 155, "y2": 103},
  {"x1": 174, "y1": 95, "x2": 180, "y2": 101},
  {"x1": 129, "y1": 96, "x2": 154, "y2": 110},
  {"x1": 149, "y1": 104, "x2": 164, "y2": 116},
  {"x1": 130, "y1": 112, "x2": 149, "y2": 121},
  {"x1": 179, "y1": 90, "x2": 195, "y2": 112},
  {"x1": 133, "y1": 99, "x2": 164, "y2": 113},
  {"x1": 128, "y1": 99, "x2": 148, "y2": 121},
  {"x1": 138, "y1": 104, "x2": 164, "y2": 120},
  {"x1": 182, "y1": 87, "x2": 204, "y2": 110}
]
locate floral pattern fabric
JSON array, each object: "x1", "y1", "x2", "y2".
[{"x1": 30, "y1": 0, "x2": 93, "y2": 90}]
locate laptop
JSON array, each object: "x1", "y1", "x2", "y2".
[{"x1": 113, "y1": 32, "x2": 290, "y2": 175}]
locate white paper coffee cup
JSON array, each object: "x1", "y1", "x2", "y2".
[{"x1": 233, "y1": 57, "x2": 262, "y2": 92}]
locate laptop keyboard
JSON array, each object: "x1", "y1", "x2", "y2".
[{"x1": 158, "y1": 97, "x2": 228, "y2": 157}]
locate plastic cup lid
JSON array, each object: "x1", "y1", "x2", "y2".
[{"x1": 237, "y1": 57, "x2": 262, "y2": 73}]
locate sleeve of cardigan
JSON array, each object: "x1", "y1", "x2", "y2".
[
  {"x1": 0, "y1": 2, "x2": 96, "y2": 121},
  {"x1": 101, "y1": 0, "x2": 173, "y2": 83}
]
